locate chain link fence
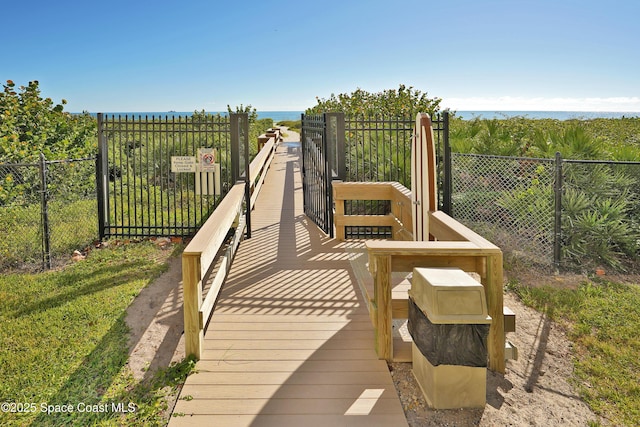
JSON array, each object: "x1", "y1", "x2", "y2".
[
  {"x1": 450, "y1": 153, "x2": 640, "y2": 272},
  {"x1": 0, "y1": 155, "x2": 97, "y2": 271},
  {"x1": 451, "y1": 153, "x2": 555, "y2": 266}
]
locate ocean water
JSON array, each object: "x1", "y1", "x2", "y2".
[
  {"x1": 90, "y1": 110, "x2": 640, "y2": 121},
  {"x1": 453, "y1": 110, "x2": 640, "y2": 120}
]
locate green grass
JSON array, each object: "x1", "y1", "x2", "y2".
[
  {"x1": 0, "y1": 199, "x2": 98, "y2": 270},
  {"x1": 0, "y1": 241, "x2": 195, "y2": 426},
  {"x1": 507, "y1": 277, "x2": 640, "y2": 425}
]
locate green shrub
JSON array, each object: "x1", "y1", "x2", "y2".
[
  {"x1": 308, "y1": 84, "x2": 441, "y2": 117},
  {"x1": 0, "y1": 80, "x2": 96, "y2": 163}
]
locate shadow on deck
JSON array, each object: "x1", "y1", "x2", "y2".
[{"x1": 169, "y1": 141, "x2": 408, "y2": 426}]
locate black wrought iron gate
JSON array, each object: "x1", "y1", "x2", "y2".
[
  {"x1": 300, "y1": 113, "x2": 346, "y2": 237},
  {"x1": 300, "y1": 112, "x2": 450, "y2": 239},
  {"x1": 301, "y1": 114, "x2": 333, "y2": 237}
]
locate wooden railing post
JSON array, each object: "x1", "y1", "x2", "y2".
[
  {"x1": 334, "y1": 182, "x2": 345, "y2": 241},
  {"x1": 183, "y1": 253, "x2": 203, "y2": 359},
  {"x1": 371, "y1": 254, "x2": 393, "y2": 361},
  {"x1": 485, "y1": 252, "x2": 506, "y2": 373}
]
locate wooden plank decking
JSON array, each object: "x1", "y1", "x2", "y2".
[{"x1": 169, "y1": 141, "x2": 408, "y2": 426}]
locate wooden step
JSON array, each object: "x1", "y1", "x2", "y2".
[
  {"x1": 348, "y1": 247, "x2": 412, "y2": 320},
  {"x1": 504, "y1": 306, "x2": 516, "y2": 333}
]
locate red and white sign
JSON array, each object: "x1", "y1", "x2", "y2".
[{"x1": 198, "y1": 148, "x2": 217, "y2": 172}]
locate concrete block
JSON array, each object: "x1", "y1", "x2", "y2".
[
  {"x1": 412, "y1": 343, "x2": 487, "y2": 409},
  {"x1": 505, "y1": 340, "x2": 518, "y2": 360}
]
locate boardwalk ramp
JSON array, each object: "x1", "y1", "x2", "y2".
[{"x1": 169, "y1": 139, "x2": 408, "y2": 426}]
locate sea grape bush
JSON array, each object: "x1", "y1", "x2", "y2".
[
  {"x1": 307, "y1": 84, "x2": 442, "y2": 117},
  {"x1": 0, "y1": 80, "x2": 96, "y2": 162},
  {"x1": 307, "y1": 85, "x2": 443, "y2": 186},
  {"x1": 0, "y1": 80, "x2": 97, "y2": 207}
]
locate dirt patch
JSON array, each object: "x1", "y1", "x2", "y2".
[
  {"x1": 123, "y1": 247, "x2": 185, "y2": 423},
  {"x1": 125, "y1": 255, "x2": 185, "y2": 381}
]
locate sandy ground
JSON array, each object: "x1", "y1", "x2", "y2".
[
  {"x1": 123, "y1": 128, "x2": 602, "y2": 425},
  {"x1": 125, "y1": 254, "x2": 185, "y2": 382}
]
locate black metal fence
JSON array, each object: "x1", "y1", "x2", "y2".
[
  {"x1": 342, "y1": 112, "x2": 449, "y2": 239},
  {"x1": 97, "y1": 114, "x2": 237, "y2": 239},
  {"x1": 344, "y1": 113, "x2": 448, "y2": 189},
  {"x1": 0, "y1": 154, "x2": 97, "y2": 270},
  {"x1": 300, "y1": 112, "x2": 449, "y2": 239}
]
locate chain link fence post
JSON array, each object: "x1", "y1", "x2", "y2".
[
  {"x1": 39, "y1": 153, "x2": 52, "y2": 270},
  {"x1": 553, "y1": 152, "x2": 563, "y2": 272},
  {"x1": 442, "y1": 111, "x2": 452, "y2": 215}
]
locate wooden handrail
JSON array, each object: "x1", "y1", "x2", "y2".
[
  {"x1": 182, "y1": 134, "x2": 278, "y2": 359},
  {"x1": 429, "y1": 210, "x2": 497, "y2": 246},
  {"x1": 183, "y1": 183, "x2": 245, "y2": 359},
  {"x1": 333, "y1": 182, "x2": 414, "y2": 241},
  {"x1": 249, "y1": 136, "x2": 277, "y2": 208},
  {"x1": 250, "y1": 137, "x2": 275, "y2": 184},
  {"x1": 333, "y1": 181, "x2": 506, "y2": 373},
  {"x1": 258, "y1": 127, "x2": 282, "y2": 150}
]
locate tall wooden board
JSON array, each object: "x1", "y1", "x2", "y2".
[{"x1": 411, "y1": 113, "x2": 437, "y2": 241}]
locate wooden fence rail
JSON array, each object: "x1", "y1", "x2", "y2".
[
  {"x1": 333, "y1": 181, "x2": 508, "y2": 373},
  {"x1": 182, "y1": 129, "x2": 280, "y2": 359},
  {"x1": 333, "y1": 181, "x2": 413, "y2": 241}
]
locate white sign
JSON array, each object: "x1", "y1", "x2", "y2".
[
  {"x1": 171, "y1": 156, "x2": 197, "y2": 173},
  {"x1": 198, "y1": 148, "x2": 217, "y2": 172}
]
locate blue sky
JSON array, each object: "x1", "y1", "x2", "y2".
[{"x1": 3, "y1": 0, "x2": 639, "y2": 112}]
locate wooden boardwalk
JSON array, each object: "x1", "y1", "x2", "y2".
[{"x1": 169, "y1": 140, "x2": 408, "y2": 426}]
